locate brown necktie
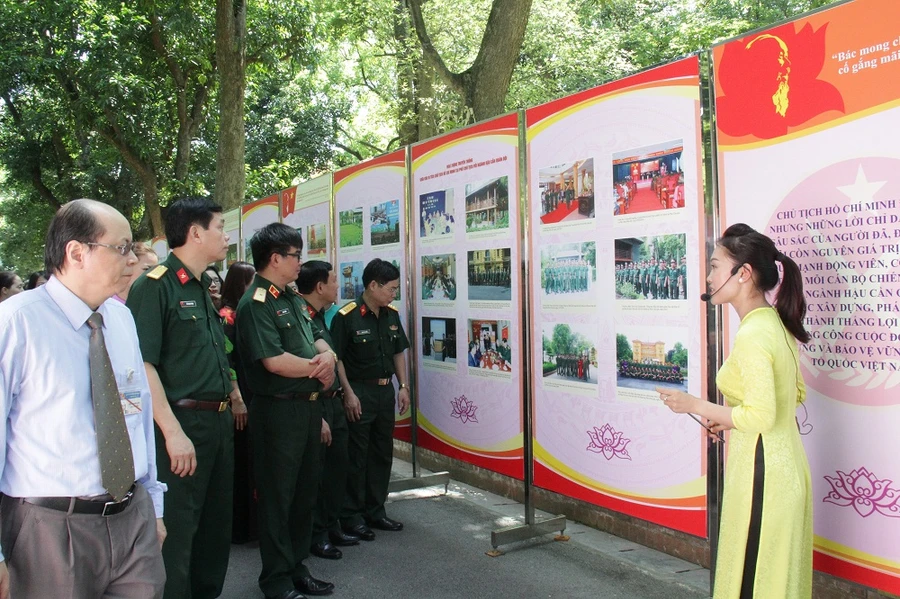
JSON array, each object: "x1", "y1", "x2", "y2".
[{"x1": 86, "y1": 312, "x2": 135, "y2": 501}]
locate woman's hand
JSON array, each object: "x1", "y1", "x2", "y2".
[{"x1": 656, "y1": 388, "x2": 699, "y2": 414}]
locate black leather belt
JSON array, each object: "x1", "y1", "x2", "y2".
[
  {"x1": 272, "y1": 389, "x2": 338, "y2": 401},
  {"x1": 353, "y1": 378, "x2": 393, "y2": 386},
  {"x1": 23, "y1": 484, "x2": 136, "y2": 517},
  {"x1": 173, "y1": 398, "x2": 230, "y2": 412}
]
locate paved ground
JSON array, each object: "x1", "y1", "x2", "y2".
[{"x1": 222, "y1": 460, "x2": 710, "y2": 599}]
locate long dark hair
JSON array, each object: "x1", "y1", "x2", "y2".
[
  {"x1": 221, "y1": 261, "x2": 256, "y2": 309},
  {"x1": 718, "y1": 223, "x2": 810, "y2": 343}
]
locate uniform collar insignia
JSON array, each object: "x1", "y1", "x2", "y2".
[
  {"x1": 306, "y1": 304, "x2": 316, "y2": 318},
  {"x1": 268, "y1": 285, "x2": 281, "y2": 298},
  {"x1": 360, "y1": 304, "x2": 367, "y2": 317},
  {"x1": 176, "y1": 268, "x2": 190, "y2": 285}
]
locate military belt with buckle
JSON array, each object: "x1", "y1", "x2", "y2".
[
  {"x1": 353, "y1": 378, "x2": 393, "y2": 386},
  {"x1": 273, "y1": 391, "x2": 321, "y2": 401},
  {"x1": 173, "y1": 398, "x2": 231, "y2": 412}
]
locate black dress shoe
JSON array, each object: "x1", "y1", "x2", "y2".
[
  {"x1": 328, "y1": 529, "x2": 360, "y2": 546},
  {"x1": 343, "y1": 523, "x2": 375, "y2": 541},
  {"x1": 310, "y1": 541, "x2": 342, "y2": 560},
  {"x1": 294, "y1": 574, "x2": 334, "y2": 596},
  {"x1": 366, "y1": 516, "x2": 404, "y2": 531},
  {"x1": 266, "y1": 590, "x2": 306, "y2": 599}
]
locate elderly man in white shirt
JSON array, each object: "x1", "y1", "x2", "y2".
[{"x1": 0, "y1": 199, "x2": 166, "y2": 599}]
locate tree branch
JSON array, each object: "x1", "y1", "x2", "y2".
[
  {"x1": 334, "y1": 142, "x2": 365, "y2": 162},
  {"x1": 406, "y1": 0, "x2": 466, "y2": 97}
]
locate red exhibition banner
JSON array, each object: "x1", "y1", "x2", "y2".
[
  {"x1": 714, "y1": 0, "x2": 900, "y2": 593},
  {"x1": 526, "y1": 57, "x2": 708, "y2": 536},
  {"x1": 410, "y1": 114, "x2": 524, "y2": 478}
]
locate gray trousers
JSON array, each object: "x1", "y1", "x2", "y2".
[{"x1": 0, "y1": 482, "x2": 165, "y2": 598}]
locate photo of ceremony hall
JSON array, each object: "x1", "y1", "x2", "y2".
[
  {"x1": 541, "y1": 323, "x2": 598, "y2": 385},
  {"x1": 540, "y1": 241, "x2": 596, "y2": 298},
  {"x1": 615, "y1": 328, "x2": 688, "y2": 394},
  {"x1": 465, "y1": 176, "x2": 510, "y2": 232},
  {"x1": 614, "y1": 234, "x2": 687, "y2": 300},
  {"x1": 419, "y1": 189, "x2": 455, "y2": 238},
  {"x1": 421, "y1": 254, "x2": 457, "y2": 300},
  {"x1": 467, "y1": 319, "x2": 513, "y2": 372},
  {"x1": 422, "y1": 317, "x2": 457, "y2": 363},
  {"x1": 467, "y1": 248, "x2": 512, "y2": 301},
  {"x1": 612, "y1": 140, "x2": 685, "y2": 216},
  {"x1": 538, "y1": 158, "x2": 594, "y2": 224},
  {"x1": 370, "y1": 200, "x2": 400, "y2": 245}
]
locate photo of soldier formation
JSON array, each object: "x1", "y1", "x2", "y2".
[
  {"x1": 540, "y1": 241, "x2": 596, "y2": 298},
  {"x1": 541, "y1": 323, "x2": 597, "y2": 386},
  {"x1": 614, "y1": 234, "x2": 687, "y2": 300},
  {"x1": 615, "y1": 330, "x2": 688, "y2": 393}
]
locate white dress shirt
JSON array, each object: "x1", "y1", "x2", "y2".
[{"x1": 0, "y1": 277, "x2": 165, "y2": 560}]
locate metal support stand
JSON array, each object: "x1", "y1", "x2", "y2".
[
  {"x1": 389, "y1": 144, "x2": 450, "y2": 499},
  {"x1": 488, "y1": 110, "x2": 567, "y2": 556}
]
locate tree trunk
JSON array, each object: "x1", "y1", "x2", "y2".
[
  {"x1": 393, "y1": 0, "x2": 419, "y2": 146},
  {"x1": 407, "y1": 0, "x2": 533, "y2": 123},
  {"x1": 215, "y1": 0, "x2": 247, "y2": 212}
]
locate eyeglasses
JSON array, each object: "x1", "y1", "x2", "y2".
[
  {"x1": 379, "y1": 283, "x2": 400, "y2": 294},
  {"x1": 87, "y1": 241, "x2": 135, "y2": 256},
  {"x1": 282, "y1": 251, "x2": 303, "y2": 260}
]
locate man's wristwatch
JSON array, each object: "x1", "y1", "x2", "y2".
[{"x1": 399, "y1": 383, "x2": 409, "y2": 390}]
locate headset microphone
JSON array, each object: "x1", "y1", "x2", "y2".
[{"x1": 700, "y1": 265, "x2": 742, "y2": 302}]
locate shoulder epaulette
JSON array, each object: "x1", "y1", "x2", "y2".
[
  {"x1": 339, "y1": 302, "x2": 357, "y2": 316},
  {"x1": 253, "y1": 287, "x2": 267, "y2": 303},
  {"x1": 387, "y1": 303, "x2": 399, "y2": 312},
  {"x1": 146, "y1": 265, "x2": 167, "y2": 280}
]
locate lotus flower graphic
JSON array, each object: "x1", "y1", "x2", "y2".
[
  {"x1": 450, "y1": 395, "x2": 478, "y2": 424},
  {"x1": 586, "y1": 423, "x2": 632, "y2": 461},
  {"x1": 823, "y1": 467, "x2": 900, "y2": 518}
]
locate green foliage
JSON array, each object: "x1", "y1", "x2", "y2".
[
  {"x1": 616, "y1": 281, "x2": 641, "y2": 300},
  {"x1": 616, "y1": 333, "x2": 633, "y2": 362},
  {"x1": 669, "y1": 341, "x2": 688, "y2": 368}
]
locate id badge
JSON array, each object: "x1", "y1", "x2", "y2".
[{"x1": 120, "y1": 388, "x2": 143, "y2": 416}]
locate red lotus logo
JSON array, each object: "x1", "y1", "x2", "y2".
[{"x1": 716, "y1": 22, "x2": 845, "y2": 139}]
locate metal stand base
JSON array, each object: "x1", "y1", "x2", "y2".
[
  {"x1": 388, "y1": 471, "x2": 450, "y2": 494},
  {"x1": 488, "y1": 515, "x2": 568, "y2": 555}
]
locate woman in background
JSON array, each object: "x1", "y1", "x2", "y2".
[
  {"x1": 218, "y1": 261, "x2": 257, "y2": 543},
  {"x1": 0, "y1": 271, "x2": 24, "y2": 303},
  {"x1": 24, "y1": 270, "x2": 49, "y2": 290},
  {"x1": 206, "y1": 264, "x2": 224, "y2": 311},
  {"x1": 660, "y1": 223, "x2": 812, "y2": 598},
  {"x1": 114, "y1": 242, "x2": 158, "y2": 303}
]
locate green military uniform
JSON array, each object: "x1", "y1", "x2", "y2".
[
  {"x1": 127, "y1": 252, "x2": 234, "y2": 599},
  {"x1": 235, "y1": 275, "x2": 327, "y2": 598},
  {"x1": 298, "y1": 296, "x2": 351, "y2": 547},
  {"x1": 669, "y1": 263, "x2": 680, "y2": 299},
  {"x1": 330, "y1": 296, "x2": 410, "y2": 527}
]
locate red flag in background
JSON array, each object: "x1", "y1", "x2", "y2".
[{"x1": 716, "y1": 22, "x2": 845, "y2": 140}]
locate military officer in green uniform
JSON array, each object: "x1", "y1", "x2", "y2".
[
  {"x1": 236, "y1": 224, "x2": 336, "y2": 599},
  {"x1": 668, "y1": 258, "x2": 680, "y2": 300},
  {"x1": 128, "y1": 197, "x2": 247, "y2": 599},
  {"x1": 330, "y1": 259, "x2": 410, "y2": 541},
  {"x1": 296, "y1": 260, "x2": 361, "y2": 560}
]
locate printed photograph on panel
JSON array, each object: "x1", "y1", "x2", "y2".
[
  {"x1": 306, "y1": 223, "x2": 328, "y2": 256},
  {"x1": 419, "y1": 188, "x2": 455, "y2": 239},
  {"x1": 614, "y1": 234, "x2": 687, "y2": 300},
  {"x1": 370, "y1": 200, "x2": 400, "y2": 246},
  {"x1": 339, "y1": 207, "x2": 364, "y2": 248},
  {"x1": 421, "y1": 254, "x2": 457, "y2": 301},
  {"x1": 540, "y1": 241, "x2": 596, "y2": 299},
  {"x1": 612, "y1": 140, "x2": 684, "y2": 216},
  {"x1": 467, "y1": 248, "x2": 512, "y2": 301},
  {"x1": 540, "y1": 322, "x2": 598, "y2": 386},
  {"x1": 422, "y1": 317, "x2": 457, "y2": 363},
  {"x1": 466, "y1": 319, "x2": 512, "y2": 372},
  {"x1": 465, "y1": 176, "x2": 510, "y2": 232},
  {"x1": 538, "y1": 158, "x2": 595, "y2": 225},
  {"x1": 339, "y1": 260, "x2": 365, "y2": 300},
  {"x1": 615, "y1": 325, "x2": 688, "y2": 393},
  {"x1": 389, "y1": 259, "x2": 401, "y2": 302}
]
